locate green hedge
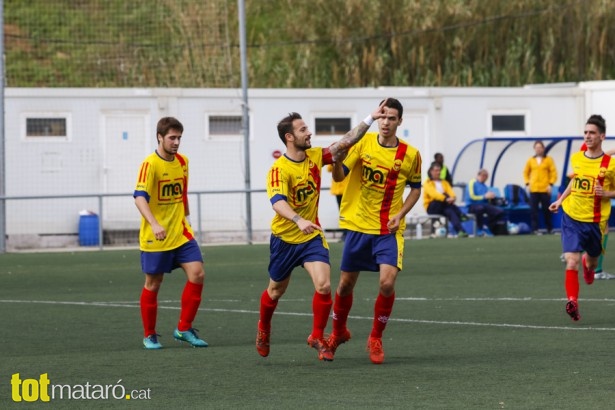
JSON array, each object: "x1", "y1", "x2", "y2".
[{"x1": 4, "y1": 0, "x2": 615, "y2": 87}]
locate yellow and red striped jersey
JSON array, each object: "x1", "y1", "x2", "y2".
[
  {"x1": 134, "y1": 151, "x2": 194, "y2": 251},
  {"x1": 267, "y1": 147, "x2": 332, "y2": 244},
  {"x1": 563, "y1": 151, "x2": 615, "y2": 223},
  {"x1": 339, "y1": 133, "x2": 422, "y2": 234}
]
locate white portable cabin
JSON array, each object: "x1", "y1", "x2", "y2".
[{"x1": 4, "y1": 82, "x2": 615, "y2": 248}]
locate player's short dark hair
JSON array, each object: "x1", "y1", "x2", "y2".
[
  {"x1": 277, "y1": 112, "x2": 302, "y2": 145},
  {"x1": 586, "y1": 114, "x2": 606, "y2": 134},
  {"x1": 157, "y1": 117, "x2": 184, "y2": 141},
  {"x1": 379, "y1": 97, "x2": 404, "y2": 118}
]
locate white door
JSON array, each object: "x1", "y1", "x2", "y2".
[
  {"x1": 102, "y1": 112, "x2": 150, "y2": 227},
  {"x1": 397, "y1": 113, "x2": 430, "y2": 218},
  {"x1": 399, "y1": 113, "x2": 429, "y2": 172}
]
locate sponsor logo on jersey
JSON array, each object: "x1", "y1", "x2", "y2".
[
  {"x1": 294, "y1": 180, "x2": 317, "y2": 205},
  {"x1": 361, "y1": 164, "x2": 388, "y2": 189},
  {"x1": 572, "y1": 174, "x2": 593, "y2": 193},
  {"x1": 158, "y1": 178, "x2": 184, "y2": 202}
]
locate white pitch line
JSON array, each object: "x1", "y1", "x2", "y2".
[
  {"x1": 122, "y1": 297, "x2": 615, "y2": 303},
  {"x1": 396, "y1": 297, "x2": 615, "y2": 302},
  {"x1": 92, "y1": 297, "x2": 615, "y2": 303},
  {"x1": 1, "y1": 299, "x2": 615, "y2": 332}
]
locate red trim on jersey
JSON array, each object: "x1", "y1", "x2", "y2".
[
  {"x1": 308, "y1": 159, "x2": 322, "y2": 227},
  {"x1": 593, "y1": 154, "x2": 611, "y2": 222},
  {"x1": 414, "y1": 151, "x2": 422, "y2": 174},
  {"x1": 379, "y1": 143, "x2": 408, "y2": 234},
  {"x1": 322, "y1": 147, "x2": 333, "y2": 165},
  {"x1": 182, "y1": 219, "x2": 194, "y2": 241},
  {"x1": 175, "y1": 154, "x2": 189, "y2": 216},
  {"x1": 580, "y1": 143, "x2": 587, "y2": 152},
  {"x1": 270, "y1": 168, "x2": 281, "y2": 188},
  {"x1": 138, "y1": 162, "x2": 149, "y2": 183}
]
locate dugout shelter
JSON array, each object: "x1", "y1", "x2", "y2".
[{"x1": 451, "y1": 136, "x2": 615, "y2": 231}]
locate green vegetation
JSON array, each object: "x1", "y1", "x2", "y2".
[
  {"x1": 2, "y1": 236, "x2": 615, "y2": 408},
  {"x1": 4, "y1": 0, "x2": 615, "y2": 87}
]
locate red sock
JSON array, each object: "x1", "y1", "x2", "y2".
[
  {"x1": 371, "y1": 292, "x2": 395, "y2": 338},
  {"x1": 332, "y1": 292, "x2": 353, "y2": 335},
  {"x1": 140, "y1": 287, "x2": 158, "y2": 337},
  {"x1": 178, "y1": 281, "x2": 203, "y2": 331},
  {"x1": 258, "y1": 290, "x2": 278, "y2": 332},
  {"x1": 565, "y1": 269, "x2": 579, "y2": 301},
  {"x1": 311, "y1": 292, "x2": 332, "y2": 339}
]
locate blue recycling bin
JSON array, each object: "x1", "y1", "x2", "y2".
[{"x1": 79, "y1": 214, "x2": 100, "y2": 246}]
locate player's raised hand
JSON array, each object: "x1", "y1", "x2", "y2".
[
  {"x1": 371, "y1": 99, "x2": 388, "y2": 122},
  {"x1": 328, "y1": 99, "x2": 390, "y2": 162}
]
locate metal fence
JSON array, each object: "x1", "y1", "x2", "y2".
[{"x1": 0, "y1": 189, "x2": 273, "y2": 253}]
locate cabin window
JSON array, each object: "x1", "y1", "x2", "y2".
[
  {"x1": 22, "y1": 114, "x2": 71, "y2": 140},
  {"x1": 492, "y1": 115, "x2": 525, "y2": 132},
  {"x1": 314, "y1": 117, "x2": 352, "y2": 136},
  {"x1": 489, "y1": 112, "x2": 529, "y2": 136},
  {"x1": 208, "y1": 115, "x2": 243, "y2": 139}
]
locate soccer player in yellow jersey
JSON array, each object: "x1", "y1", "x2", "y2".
[
  {"x1": 575, "y1": 142, "x2": 615, "y2": 279},
  {"x1": 134, "y1": 117, "x2": 207, "y2": 349},
  {"x1": 329, "y1": 98, "x2": 423, "y2": 364},
  {"x1": 256, "y1": 101, "x2": 387, "y2": 361},
  {"x1": 550, "y1": 115, "x2": 615, "y2": 321}
]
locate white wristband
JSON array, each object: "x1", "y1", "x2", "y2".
[{"x1": 363, "y1": 115, "x2": 374, "y2": 126}]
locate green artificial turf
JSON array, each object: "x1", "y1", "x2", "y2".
[{"x1": 1, "y1": 235, "x2": 615, "y2": 409}]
